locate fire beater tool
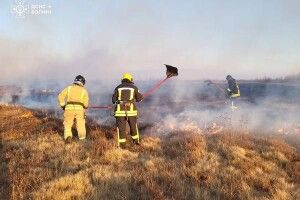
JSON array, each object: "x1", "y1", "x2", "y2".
[{"x1": 88, "y1": 64, "x2": 179, "y2": 109}]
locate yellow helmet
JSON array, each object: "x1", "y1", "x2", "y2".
[{"x1": 122, "y1": 73, "x2": 133, "y2": 82}]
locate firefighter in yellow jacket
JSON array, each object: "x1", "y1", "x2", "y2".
[
  {"x1": 58, "y1": 75, "x2": 89, "y2": 143},
  {"x1": 112, "y1": 73, "x2": 143, "y2": 148}
]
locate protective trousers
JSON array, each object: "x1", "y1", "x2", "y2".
[
  {"x1": 63, "y1": 110, "x2": 86, "y2": 140},
  {"x1": 116, "y1": 116, "x2": 140, "y2": 146}
]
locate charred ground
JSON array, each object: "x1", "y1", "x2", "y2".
[{"x1": 0, "y1": 105, "x2": 300, "y2": 200}]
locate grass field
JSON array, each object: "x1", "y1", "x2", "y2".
[{"x1": 1, "y1": 104, "x2": 300, "y2": 199}]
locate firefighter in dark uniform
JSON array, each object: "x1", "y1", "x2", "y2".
[
  {"x1": 112, "y1": 73, "x2": 143, "y2": 148},
  {"x1": 226, "y1": 75, "x2": 240, "y2": 109}
]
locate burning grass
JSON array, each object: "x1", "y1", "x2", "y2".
[{"x1": 0, "y1": 104, "x2": 300, "y2": 199}]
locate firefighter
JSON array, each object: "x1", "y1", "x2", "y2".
[
  {"x1": 58, "y1": 75, "x2": 89, "y2": 144},
  {"x1": 112, "y1": 73, "x2": 143, "y2": 148},
  {"x1": 226, "y1": 75, "x2": 240, "y2": 109}
]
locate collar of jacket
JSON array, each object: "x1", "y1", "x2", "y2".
[{"x1": 73, "y1": 83, "x2": 84, "y2": 87}]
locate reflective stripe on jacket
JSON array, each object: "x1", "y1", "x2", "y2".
[
  {"x1": 58, "y1": 84, "x2": 89, "y2": 110},
  {"x1": 112, "y1": 80, "x2": 143, "y2": 117}
]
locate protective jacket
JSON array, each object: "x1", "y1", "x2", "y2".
[
  {"x1": 112, "y1": 80, "x2": 143, "y2": 117},
  {"x1": 227, "y1": 77, "x2": 240, "y2": 97},
  {"x1": 58, "y1": 84, "x2": 89, "y2": 110}
]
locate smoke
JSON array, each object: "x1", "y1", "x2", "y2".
[
  {"x1": 0, "y1": 78, "x2": 299, "y2": 136},
  {"x1": 139, "y1": 80, "x2": 300, "y2": 136},
  {"x1": 1, "y1": 1, "x2": 300, "y2": 135}
]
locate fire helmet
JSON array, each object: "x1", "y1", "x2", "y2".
[
  {"x1": 122, "y1": 73, "x2": 133, "y2": 82},
  {"x1": 74, "y1": 75, "x2": 86, "y2": 86}
]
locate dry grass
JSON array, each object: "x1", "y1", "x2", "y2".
[{"x1": 1, "y1": 104, "x2": 300, "y2": 200}]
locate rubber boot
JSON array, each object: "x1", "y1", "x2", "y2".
[
  {"x1": 119, "y1": 142, "x2": 126, "y2": 149},
  {"x1": 65, "y1": 136, "x2": 72, "y2": 144},
  {"x1": 133, "y1": 139, "x2": 140, "y2": 145}
]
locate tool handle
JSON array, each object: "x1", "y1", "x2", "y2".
[
  {"x1": 89, "y1": 77, "x2": 170, "y2": 109},
  {"x1": 88, "y1": 105, "x2": 113, "y2": 109},
  {"x1": 214, "y1": 83, "x2": 225, "y2": 92},
  {"x1": 143, "y1": 77, "x2": 169, "y2": 98}
]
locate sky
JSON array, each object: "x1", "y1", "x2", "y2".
[{"x1": 0, "y1": 0, "x2": 300, "y2": 83}]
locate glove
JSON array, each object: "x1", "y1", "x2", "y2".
[{"x1": 61, "y1": 105, "x2": 65, "y2": 110}]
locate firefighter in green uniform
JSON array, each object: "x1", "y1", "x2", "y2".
[
  {"x1": 112, "y1": 73, "x2": 143, "y2": 148},
  {"x1": 226, "y1": 75, "x2": 240, "y2": 109}
]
